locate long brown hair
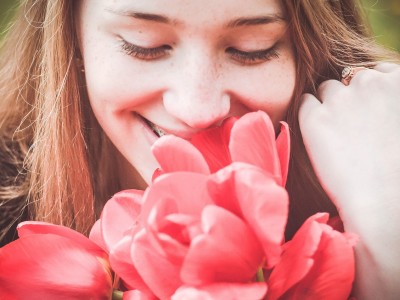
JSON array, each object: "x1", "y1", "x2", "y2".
[
  {"x1": 0, "y1": 0, "x2": 122, "y2": 242},
  {"x1": 0, "y1": 0, "x2": 398, "y2": 242}
]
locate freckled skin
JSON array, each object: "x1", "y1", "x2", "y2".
[{"x1": 77, "y1": 0, "x2": 296, "y2": 185}]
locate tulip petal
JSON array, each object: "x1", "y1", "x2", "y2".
[
  {"x1": 181, "y1": 205, "x2": 264, "y2": 285},
  {"x1": 191, "y1": 117, "x2": 236, "y2": 172},
  {"x1": 146, "y1": 200, "x2": 193, "y2": 262},
  {"x1": 140, "y1": 172, "x2": 211, "y2": 222},
  {"x1": 285, "y1": 217, "x2": 355, "y2": 299},
  {"x1": 0, "y1": 234, "x2": 112, "y2": 299},
  {"x1": 267, "y1": 213, "x2": 355, "y2": 300},
  {"x1": 152, "y1": 135, "x2": 210, "y2": 174},
  {"x1": 131, "y1": 230, "x2": 182, "y2": 299},
  {"x1": 110, "y1": 235, "x2": 152, "y2": 294},
  {"x1": 276, "y1": 121, "x2": 290, "y2": 186},
  {"x1": 209, "y1": 163, "x2": 289, "y2": 268},
  {"x1": 266, "y1": 215, "x2": 323, "y2": 300},
  {"x1": 101, "y1": 190, "x2": 144, "y2": 251},
  {"x1": 172, "y1": 282, "x2": 267, "y2": 300},
  {"x1": 230, "y1": 111, "x2": 282, "y2": 183},
  {"x1": 234, "y1": 167, "x2": 288, "y2": 268},
  {"x1": 123, "y1": 290, "x2": 158, "y2": 300},
  {"x1": 17, "y1": 221, "x2": 106, "y2": 258},
  {"x1": 89, "y1": 219, "x2": 107, "y2": 250}
]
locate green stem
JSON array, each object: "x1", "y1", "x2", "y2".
[
  {"x1": 256, "y1": 267, "x2": 265, "y2": 282},
  {"x1": 112, "y1": 290, "x2": 123, "y2": 300}
]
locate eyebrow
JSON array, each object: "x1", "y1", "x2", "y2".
[
  {"x1": 105, "y1": 8, "x2": 174, "y2": 24},
  {"x1": 226, "y1": 15, "x2": 285, "y2": 28},
  {"x1": 105, "y1": 8, "x2": 285, "y2": 28}
]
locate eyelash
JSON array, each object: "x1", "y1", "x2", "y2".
[
  {"x1": 120, "y1": 39, "x2": 279, "y2": 64},
  {"x1": 226, "y1": 45, "x2": 280, "y2": 65},
  {"x1": 120, "y1": 40, "x2": 172, "y2": 60}
]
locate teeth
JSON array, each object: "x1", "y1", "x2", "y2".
[
  {"x1": 140, "y1": 114, "x2": 167, "y2": 137},
  {"x1": 151, "y1": 124, "x2": 166, "y2": 137},
  {"x1": 146, "y1": 119, "x2": 166, "y2": 137}
]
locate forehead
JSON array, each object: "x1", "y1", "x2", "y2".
[{"x1": 87, "y1": 0, "x2": 285, "y2": 26}]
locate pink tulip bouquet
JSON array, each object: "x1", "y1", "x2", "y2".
[{"x1": 0, "y1": 111, "x2": 357, "y2": 299}]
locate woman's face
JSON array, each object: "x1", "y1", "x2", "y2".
[{"x1": 77, "y1": 0, "x2": 296, "y2": 185}]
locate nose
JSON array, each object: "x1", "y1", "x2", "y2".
[{"x1": 163, "y1": 53, "x2": 230, "y2": 129}]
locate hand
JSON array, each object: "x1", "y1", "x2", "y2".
[{"x1": 299, "y1": 63, "x2": 400, "y2": 299}]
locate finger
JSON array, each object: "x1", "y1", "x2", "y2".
[
  {"x1": 298, "y1": 93, "x2": 322, "y2": 124},
  {"x1": 373, "y1": 62, "x2": 399, "y2": 73},
  {"x1": 317, "y1": 79, "x2": 344, "y2": 103}
]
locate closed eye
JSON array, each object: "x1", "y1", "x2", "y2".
[
  {"x1": 119, "y1": 37, "x2": 279, "y2": 65},
  {"x1": 120, "y1": 39, "x2": 172, "y2": 60},
  {"x1": 226, "y1": 44, "x2": 279, "y2": 65}
]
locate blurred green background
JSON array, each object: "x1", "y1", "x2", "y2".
[{"x1": 0, "y1": 0, "x2": 399, "y2": 51}]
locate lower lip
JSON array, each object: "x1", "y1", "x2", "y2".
[{"x1": 135, "y1": 113, "x2": 159, "y2": 145}]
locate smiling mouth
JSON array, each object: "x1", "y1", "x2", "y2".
[{"x1": 140, "y1": 115, "x2": 167, "y2": 137}]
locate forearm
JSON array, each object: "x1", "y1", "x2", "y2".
[
  {"x1": 341, "y1": 201, "x2": 400, "y2": 299},
  {"x1": 352, "y1": 242, "x2": 400, "y2": 299}
]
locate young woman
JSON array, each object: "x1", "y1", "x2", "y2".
[{"x1": 1, "y1": 0, "x2": 399, "y2": 298}]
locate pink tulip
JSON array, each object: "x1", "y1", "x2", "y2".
[
  {"x1": 152, "y1": 111, "x2": 290, "y2": 186},
  {"x1": 91, "y1": 112, "x2": 289, "y2": 298},
  {"x1": 266, "y1": 213, "x2": 357, "y2": 300},
  {"x1": 0, "y1": 222, "x2": 113, "y2": 299},
  {"x1": 131, "y1": 163, "x2": 288, "y2": 299}
]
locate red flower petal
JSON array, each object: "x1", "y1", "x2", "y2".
[
  {"x1": 181, "y1": 205, "x2": 264, "y2": 285},
  {"x1": 267, "y1": 213, "x2": 355, "y2": 300},
  {"x1": 17, "y1": 221, "x2": 106, "y2": 258},
  {"x1": 123, "y1": 290, "x2": 158, "y2": 300},
  {"x1": 234, "y1": 169, "x2": 288, "y2": 268},
  {"x1": 89, "y1": 219, "x2": 107, "y2": 251},
  {"x1": 131, "y1": 230, "x2": 182, "y2": 299},
  {"x1": 146, "y1": 200, "x2": 194, "y2": 263},
  {"x1": 152, "y1": 135, "x2": 210, "y2": 174},
  {"x1": 191, "y1": 117, "x2": 236, "y2": 172},
  {"x1": 0, "y1": 234, "x2": 112, "y2": 299},
  {"x1": 230, "y1": 111, "x2": 282, "y2": 183},
  {"x1": 100, "y1": 190, "x2": 144, "y2": 252},
  {"x1": 142, "y1": 197, "x2": 191, "y2": 264},
  {"x1": 266, "y1": 215, "x2": 323, "y2": 300},
  {"x1": 140, "y1": 172, "x2": 211, "y2": 223},
  {"x1": 172, "y1": 282, "x2": 267, "y2": 300},
  {"x1": 209, "y1": 163, "x2": 289, "y2": 268},
  {"x1": 276, "y1": 121, "x2": 290, "y2": 186},
  {"x1": 110, "y1": 235, "x2": 152, "y2": 294}
]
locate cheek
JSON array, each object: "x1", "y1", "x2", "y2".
[
  {"x1": 254, "y1": 46, "x2": 295, "y2": 123},
  {"x1": 231, "y1": 59, "x2": 296, "y2": 125},
  {"x1": 84, "y1": 52, "x2": 133, "y2": 113},
  {"x1": 81, "y1": 30, "x2": 147, "y2": 114},
  {"x1": 83, "y1": 43, "x2": 166, "y2": 118}
]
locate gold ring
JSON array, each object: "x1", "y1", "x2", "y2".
[{"x1": 341, "y1": 66, "x2": 367, "y2": 86}]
